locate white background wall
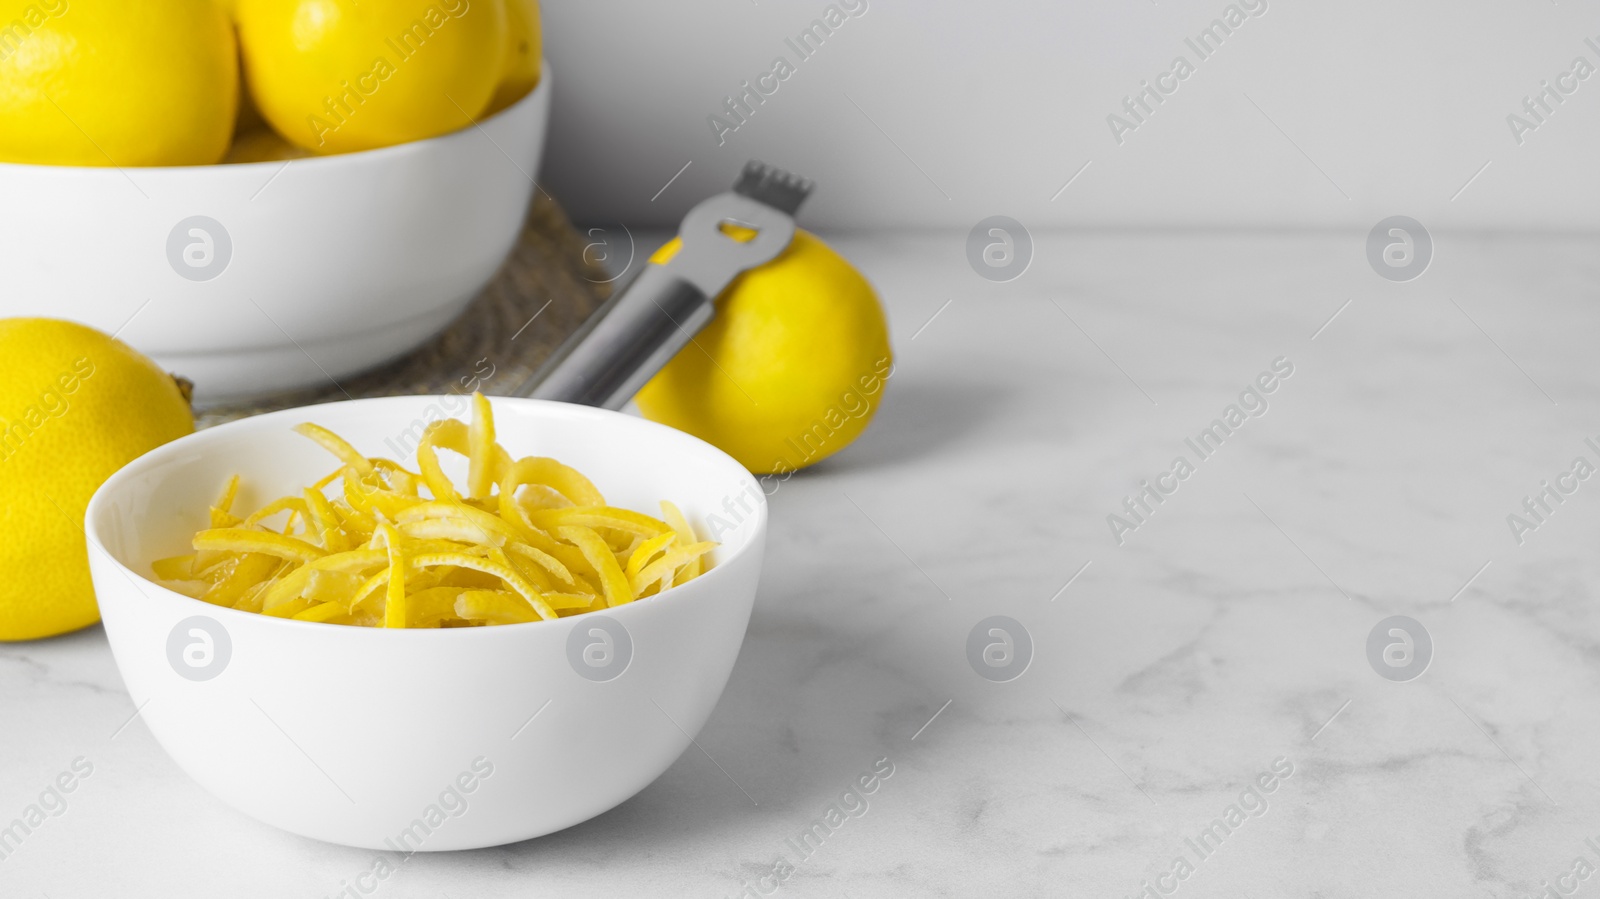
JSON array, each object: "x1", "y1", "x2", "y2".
[{"x1": 541, "y1": 0, "x2": 1600, "y2": 230}]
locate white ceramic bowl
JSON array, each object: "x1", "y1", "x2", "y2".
[
  {"x1": 0, "y1": 65, "x2": 552, "y2": 405},
  {"x1": 85, "y1": 395, "x2": 765, "y2": 850}
]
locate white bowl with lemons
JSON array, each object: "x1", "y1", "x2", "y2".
[
  {"x1": 85, "y1": 395, "x2": 767, "y2": 849},
  {"x1": 0, "y1": 71, "x2": 549, "y2": 404},
  {"x1": 0, "y1": 0, "x2": 551, "y2": 405}
]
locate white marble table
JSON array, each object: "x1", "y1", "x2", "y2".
[{"x1": 6, "y1": 230, "x2": 1599, "y2": 897}]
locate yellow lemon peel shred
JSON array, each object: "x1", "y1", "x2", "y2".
[{"x1": 153, "y1": 395, "x2": 716, "y2": 628}]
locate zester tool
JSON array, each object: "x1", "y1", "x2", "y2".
[{"x1": 517, "y1": 160, "x2": 813, "y2": 409}]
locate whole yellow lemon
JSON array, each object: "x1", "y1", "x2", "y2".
[
  {"x1": 636, "y1": 231, "x2": 893, "y2": 476},
  {"x1": 236, "y1": 0, "x2": 507, "y2": 154},
  {"x1": 487, "y1": 0, "x2": 540, "y2": 115},
  {"x1": 0, "y1": 320, "x2": 194, "y2": 641},
  {"x1": 0, "y1": 0, "x2": 238, "y2": 166}
]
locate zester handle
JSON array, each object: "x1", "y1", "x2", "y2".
[{"x1": 525, "y1": 266, "x2": 712, "y2": 410}]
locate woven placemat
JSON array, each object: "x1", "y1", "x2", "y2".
[{"x1": 196, "y1": 193, "x2": 612, "y2": 429}]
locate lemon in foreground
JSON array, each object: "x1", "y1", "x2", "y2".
[
  {"x1": 0, "y1": 320, "x2": 194, "y2": 641},
  {"x1": 0, "y1": 0, "x2": 238, "y2": 166},
  {"x1": 636, "y1": 231, "x2": 893, "y2": 475},
  {"x1": 487, "y1": 0, "x2": 541, "y2": 114},
  {"x1": 236, "y1": 0, "x2": 507, "y2": 154}
]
